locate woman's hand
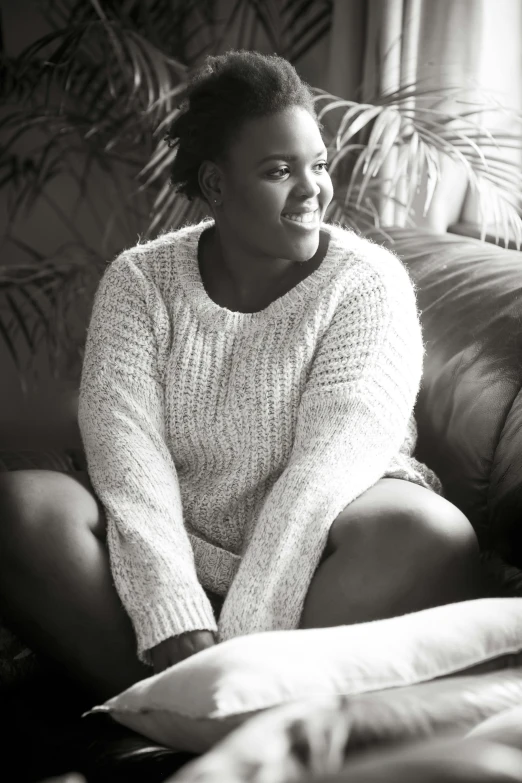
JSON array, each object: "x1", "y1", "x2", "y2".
[{"x1": 150, "y1": 630, "x2": 217, "y2": 674}]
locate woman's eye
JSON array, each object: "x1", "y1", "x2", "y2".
[
  {"x1": 267, "y1": 162, "x2": 330, "y2": 180},
  {"x1": 267, "y1": 167, "x2": 290, "y2": 179}
]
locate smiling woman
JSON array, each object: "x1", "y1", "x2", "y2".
[
  {"x1": 0, "y1": 50, "x2": 487, "y2": 702},
  {"x1": 195, "y1": 107, "x2": 332, "y2": 312},
  {"x1": 164, "y1": 51, "x2": 334, "y2": 311}
]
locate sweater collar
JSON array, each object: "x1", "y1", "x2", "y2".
[{"x1": 174, "y1": 218, "x2": 351, "y2": 332}]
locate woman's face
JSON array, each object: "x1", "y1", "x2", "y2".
[{"x1": 216, "y1": 106, "x2": 334, "y2": 264}]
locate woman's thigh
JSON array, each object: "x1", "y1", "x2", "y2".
[
  {"x1": 323, "y1": 477, "x2": 479, "y2": 562},
  {"x1": 0, "y1": 468, "x2": 107, "y2": 544},
  {"x1": 301, "y1": 478, "x2": 484, "y2": 628},
  {"x1": 68, "y1": 470, "x2": 107, "y2": 541}
]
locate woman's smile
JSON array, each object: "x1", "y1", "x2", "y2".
[{"x1": 281, "y1": 208, "x2": 320, "y2": 230}]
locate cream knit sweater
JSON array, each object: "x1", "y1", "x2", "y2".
[{"x1": 78, "y1": 218, "x2": 442, "y2": 663}]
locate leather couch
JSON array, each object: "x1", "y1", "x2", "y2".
[{"x1": 375, "y1": 227, "x2": 522, "y2": 575}]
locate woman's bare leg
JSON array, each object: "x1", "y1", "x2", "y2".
[
  {"x1": 300, "y1": 478, "x2": 489, "y2": 629},
  {"x1": 0, "y1": 470, "x2": 150, "y2": 701}
]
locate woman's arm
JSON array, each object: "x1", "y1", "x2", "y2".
[
  {"x1": 218, "y1": 245, "x2": 424, "y2": 641},
  {"x1": 78, "y1": 252, "x2": 217, "y2": 664}
]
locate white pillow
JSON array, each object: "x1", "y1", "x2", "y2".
[
  {"x1": 467, "y1": 704, "x2": 522, "y2": 749},
  {"x1": 88, "y1": 598, "x2": 522, "y2": 753},
  {"x1": 166, "y1": 673, "x2": 522, "y2": 783}
]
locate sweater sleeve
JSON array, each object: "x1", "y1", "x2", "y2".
[
  {"x1": 218, "y1": 245, "x2": 424, "y2": 641},
  {"x1": 78, "y1": 252, "x2": 217, "y2": 664}
]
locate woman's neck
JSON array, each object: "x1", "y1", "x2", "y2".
[{"x1": 203, "y1": 223, "x2": 328, "y2": 308}]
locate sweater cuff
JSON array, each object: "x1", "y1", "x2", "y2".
[{"x1": 134, "y1": 595, "x2": 219, "y2": 665}]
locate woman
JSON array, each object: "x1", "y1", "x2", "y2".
[{"x1": 0, "y1": 50, "x2": 486, "y2": 701}]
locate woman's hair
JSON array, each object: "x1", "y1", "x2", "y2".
[{"x1": 164, "y1": 49, "x2": 321, "y2": 202}]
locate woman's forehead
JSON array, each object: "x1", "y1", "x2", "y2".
[{"x1": 229, "y1": 108, "x2": 324, "y2": 161}]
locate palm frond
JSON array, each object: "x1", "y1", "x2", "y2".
[
  {"x1": 315, "y1": 81, "x2": 522, "y2": 245},
  {"x1": 247, "y1": 0, "x2": 283, "y2": 50},
  {"x1": 13, "y1": 14, "x2": 187, "y2": 118},
  {"x1": 0, "y1": 312, "x2": 28, "y2": 392},
  {"x1": 0, "y1": 235, "x2": 104, "y2": 382},
  {"x1": 37, "y1": 0, "x2": 93, "y2": 29},
  {"x1": 282, "y1": 0, "x2": 332, "y2": 63}
]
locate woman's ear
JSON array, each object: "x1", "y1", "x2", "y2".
[{"x1": 198, "y1": 161, "x2": 223, "y2": 208}]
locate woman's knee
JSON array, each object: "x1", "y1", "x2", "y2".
[
  {"x1": 327, "y1": 479, "x2": 480, "y2": 571},
  {"x1": 394, "y1": 497, "x2": 484, "y2": 604},
  {"x1": 400, "y1": 499, "x2": 480, "y2": 577},
  {"x1": 0, "y1": 469, "x2": 105, "y2": 556},
  {"x1": 303, "y1": 481, "x2": 485, "y2": 629}
]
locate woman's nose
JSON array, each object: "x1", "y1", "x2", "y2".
[{"x1": 296, "y1": 172, "x2": 321, "y2": 199}]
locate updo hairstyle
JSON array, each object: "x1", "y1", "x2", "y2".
[{"x1": 164, "y1": 49, "x2": 321, "y2": 202}]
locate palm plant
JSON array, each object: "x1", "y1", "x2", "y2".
[{"x1": 1, "y1": 0, "x2": 521, "y2": 391}]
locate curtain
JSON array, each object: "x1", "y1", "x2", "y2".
[{"x1": 325, "y1": 0, "x2": 521, "y2": 233}]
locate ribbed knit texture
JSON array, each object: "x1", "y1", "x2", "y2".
[{"x1": 78, "y1": 218, "x2": 442, "y2": 663}]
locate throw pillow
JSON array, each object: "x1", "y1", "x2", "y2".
[
  {"x1": 467, "y1": 704, "x2": 522, "y2": 750},
  {"x1": 88, "y1": 597, "x2": 522, "y2": 753},
  {"x1": 167, "y1": 668, "x2": 522, "y2": 783}
]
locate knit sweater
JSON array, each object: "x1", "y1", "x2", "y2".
[{"x1": 78, "y1": 218, "x2": 442, "y2": 663}]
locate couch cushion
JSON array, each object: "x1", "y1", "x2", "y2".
[{"x1": 0, "y1": 449, "x2": 76, "y2": 473}]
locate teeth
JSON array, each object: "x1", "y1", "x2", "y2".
[{"x1": 282, "y1": 210, "x2": 318, "y2": 224}]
